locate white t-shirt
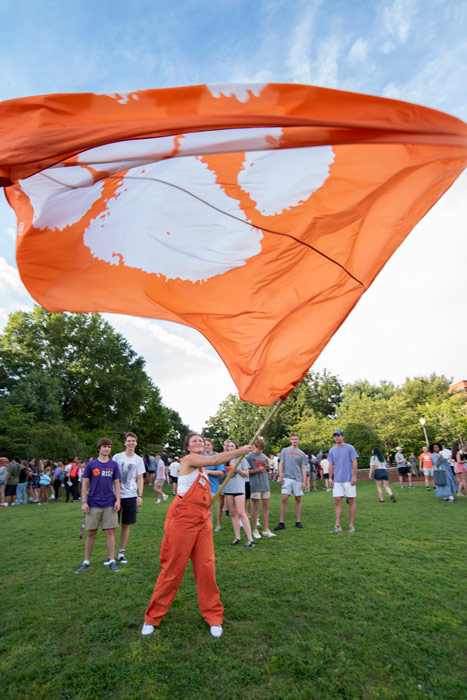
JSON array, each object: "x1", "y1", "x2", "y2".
[
  {"x1": 169, "y1": 460, "x2": 180, "y2": 478},
  {"x1": 112, "y1": 452, "x2": 145, "y2": 498},
  {"x1": 320, "y1": 458, "x2": 330, "y2": 473},
  {"x1": 440, "y1": 448, "x2": 451, "y2": 460}
]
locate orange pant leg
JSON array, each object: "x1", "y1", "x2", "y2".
[
  {"x1": 144, "y1": 512, "x2": 198, "y2": 626},
  {"x1": 190, "y1": 518, "x2": 223, "y2": 626}
]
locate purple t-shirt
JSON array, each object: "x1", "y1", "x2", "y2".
[
  {"x1": 328, "y1": 443, "x2": 359, "y2": 482},
  {"x1": 83, "y1": 459, "x2": 121, "y2": 508}
]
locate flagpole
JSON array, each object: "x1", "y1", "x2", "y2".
[{"x1": 210, "y1": 398, "x2": 285, "y2": 507}]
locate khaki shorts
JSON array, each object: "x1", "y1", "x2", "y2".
[
  {"x1": 281, "y1": 478, "x2": 303, "y2": 497},
  {"x1": 250, "y1": 491, "x2": 270, "y2": 500},
  {"x1": 155, "y1": 479, "x2": 165, "y2": 487},
  {"x1": 85, "y1": 506, "x2": 118, "y2": 531},
  {"x1": 423, "y1": 467, "x2": 434, "y2": 477}
]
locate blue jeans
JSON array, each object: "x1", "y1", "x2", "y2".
[{"x1": 16, "y1": 482, "x2": 28, "y2": 504}]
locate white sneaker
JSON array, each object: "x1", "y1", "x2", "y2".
[
  {"x1": 141, "y1": 623, "x2": 155, "y2": 636},
  {"x1": 252, "y1": 530, "x2": 261, "y2": 539},
  {"x1": 162, "y1": 494, "x2": 168, "y2": 501},
  {"x1": 256, "y1": 520, "x2": 261, "y2": 527},
  {"x1": 348, "y1": 525, "x2": 356, "y2": 533},
  {"x1": 214, "y1": 525, "x2": 222, "y2": 532},
  {"x1": 262, "y1": 530, "x2": 276, "y2": 538},
  {"x1": 210, "y1": 625, "x2": 223, "y2": 638},
  {"x1": 155, "y1": 499, "x2": 161, "y2": 504}
]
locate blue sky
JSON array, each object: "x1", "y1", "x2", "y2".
[{"x1": 1, "y1": 0, "x2": 466, "y2": 429}]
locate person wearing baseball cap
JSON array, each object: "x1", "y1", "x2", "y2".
[
  {"x1": 395, "y1": 447, "x2": 414, "y2": 489},
  {"x1": 328, "y1": 430, "x2": 359, "y2": 533}
]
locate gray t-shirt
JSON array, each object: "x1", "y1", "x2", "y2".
[
  {"x1": 223, "y1": 457, "x2": 249, "y2": 495},
  {"x1": 279, "y1": 447, "x2": 308, "y2": 481},
  {"x1": 112, "y1": 452, "x2": 145, "y2": 498},
  {"x1": 246, "y1": 452, "x2": 270, "y2": 493}
]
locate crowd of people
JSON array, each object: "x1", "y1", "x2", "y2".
[{"x1": 1, "y1": 430, "x2": 465, "y2": 638}]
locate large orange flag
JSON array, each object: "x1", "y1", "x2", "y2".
[{"x1": 1, "y1": 83, "x2": 466, "y2": 404}]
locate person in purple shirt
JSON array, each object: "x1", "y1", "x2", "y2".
[
  {"x1": 328, "y1": 430, "x2": 359, "y2": 534},
  {"x1": 75, "y1": 438, "x2": 121, "y2": 573}
]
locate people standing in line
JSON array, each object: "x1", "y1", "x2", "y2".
[
  {"x1": 432, "y1": 442, "x2": 457, "y2": 502},
  {"x1": 142, "y1": 432, "x2": 254, "y2": 639},
  {"x1": 16, "y1": 460, "x2": 30, "y2": 505},
  {"x1": 328, "y1": 430, "x2": 359, "y2": 533},
  {"x1": 395, "y1": 447, "x2": 414, "y2": 489},
  {"x1": 39, "y1": 466, "x2": 52, "y2": 505},
  {"x1": 4, "y1": 457, "x2": 21, "y2": 506},
  {"x1": 110, "y1": 432, "x2": 146, "y2": 566},
  {"x1": 223, "y1": 440, "x2": 255, "y2": 547},
  {"x1": 454, "y1": 442, "x2": 467, "y2": 497},
  {"x1": 369, "y1": 448, "x2": 396, "y2": 503},
  {"x1": 419, "y1": 446, "x2": 435, "y2": 490},
  {"x1": 168, "y1": 457, "x2": 180, "y2": 495},
  {"x1": 64, "y1": 459, "x2": 74, "y2": 503},
  {"x1": 70, "y1": 457, "x2": 81, "y2": 502},
  {"x1": 274, "y1": 433, "x2": 307, "y2": 531},
  {"x1": 154, "y1": 454, "x2": 168, "y2": 504},
  {"x1": 245, "y1": 438, "x2": 276, "y2": 539},
  {"x1": 75, "y1": 438, "x2": 121, "y2": 574},
  {"x1": 53, "y1": 462, "x2": 64, "y2": 500}
]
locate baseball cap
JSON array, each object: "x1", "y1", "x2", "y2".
[
  {"x1": 333, "y1": 430, "x2": 344, "y2": 436},
  {"x1": 396, "y1": 446, "x2": 402, "y2": 450}
]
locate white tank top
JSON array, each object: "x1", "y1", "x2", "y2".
[{"x1": 177, "y1": 468, "x2": 200, "y2": 496}]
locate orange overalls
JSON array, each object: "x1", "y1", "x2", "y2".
[{"x1": 145, "y1": 469, "x2": 224, "y2": 627}]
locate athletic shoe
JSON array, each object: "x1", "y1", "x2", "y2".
[
  {"x1": 244, "y1": 540, "x2": 255, "y2": 548},
  {"x1": 256, "y1": 520, "x2": 261, "y2": 527},
  {"x1": 329, "y1": 525, "x2": 342, "y2": 533},
  {"x1": 252, "y1": 530, "x2": 261, "y2": 539},
  {"x1": 400, "y1": 486, "x2": 405, "y2": 489},
  {"x1": 155, "y1": 499, "x2": 161, "y2": 504},
  {"x1": 379, "y1": 499, "x2": 384, "y2": 503},
  {"x1": 426, "y1": 487, "x2": 430, "y2": 491},
  {"x1": 118, "y1": 553, "x2": 128, "y2": 564},
  {"x1": 448, "y1": 496, "x2": 456, "y2": 502},
  {"x1": 141, "y1": 623, "x2": 155, "y2": 636},
  {"x1": 390, "y1": 495, "x2": 397, "y2": 503},
  {"x1": 103, "y1": 557, "x2": 111, "y2": 566},
  {"x1": 274, "y1": 522, "x2": 285, "y2": 531},
  {"x1": 210, "y1": 625, "x2": 223, "y2": 638},
  {"x1": 75, "y1": 562, "x2": 90, "y2": 573},
  {"x1": 108, "y1": 560, "x2": 120, "y2": 572},
  {"x1": 214, "y1": 525, "x2": 222, "y2": 532},
  {"x1": 262, "y1": 530, "x2": 276, "y2": 537},
  {"x1": 409, "y1": 485, "x2": 416, "y2": 489},
  {"x1": 348, "y1": 525, "x2": 356, "y2": 533},
  {"x1": 230, "y1": 538, "x2": 241, "y2": 546},
  {"x1": 295, "y1": 522, "x2": 304, "y2": 529},
  {"x1": 162, "y1": 494, "x2": 168, "y2": 501},
  {"x1": 326, "y1": 488, "x2": 331, "y2": 492}
]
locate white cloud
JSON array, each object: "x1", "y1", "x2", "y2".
[
  {"x1": 383, "y1": 0, "x2": 417, "y2": 42},
  {"x1": 286, "y1": 6, "x2": 316, "y2": 83},
  {"x1": 348, "y1": 38, "x2": 368, "y2": 64},
  {"x1": 0, "y1": 256, "x2": 25, "y2": 293}
]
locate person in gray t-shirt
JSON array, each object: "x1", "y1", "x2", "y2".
[
  {"x1": 274, "y1": 434, "x2": 308, "y2": 531},
  {"x1": 246, "y1": 438, "x2": 275, "y2": 539}
]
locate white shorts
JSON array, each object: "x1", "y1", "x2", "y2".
[
  {"x1": 281, "y1": 478, "x2": 303, "y2": 497},
  {"x1": 423, "y1": 467, "x2": 434, "y2": 477},
  {"x1": 333, "y1": 482, "x2": 357, "y2": 498},
  {"x1": 250, "y1": 491, "x2": 270, "y2": 500}
]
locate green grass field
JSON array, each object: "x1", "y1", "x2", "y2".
[{"x1": 1, "y1": 481, "x2": 466, "y2": 700}]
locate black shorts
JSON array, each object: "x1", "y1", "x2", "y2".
[
  {"x1": 398, "y1": 467, "x2": 410, "y2": 477},
  {"x1": 5, "y1": 484, "x2": 17, "y2": 497},
  {"x1": 118, "y1": 497, "x2": 137, "y2": 525},
  {"x1": 245, "y1": 482, "x2": 251, "y2": 500},
  {"x1": 170, "y1": 476, "x2": 178, "y2": 483}
]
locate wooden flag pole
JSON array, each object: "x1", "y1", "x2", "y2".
[{"x1": 210, "y1": 398, "x2": 285, "y2": 508}]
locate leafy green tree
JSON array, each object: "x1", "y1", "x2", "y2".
[{"x1": 0, "y1": 307, "x2": 148, "y2": 429}]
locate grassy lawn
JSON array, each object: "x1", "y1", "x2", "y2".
[{"x1": 1, "y1": 481, "x2": 466, "y2": 700}]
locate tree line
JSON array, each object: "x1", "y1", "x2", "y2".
[
  {"x1": 0, "y1": 307, "x2": 189, "y2": 458},
  {"x1": 202, "y1": 370, "x2": 467, "y2": 467}
]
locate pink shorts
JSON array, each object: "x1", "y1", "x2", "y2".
[{"x1": 455, "y1": 463, "x2": 467, "y2": 474}]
